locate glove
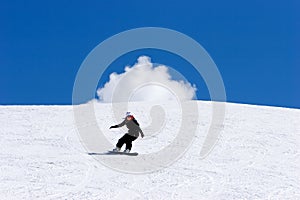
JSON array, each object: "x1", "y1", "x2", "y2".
[{"x1": 109, "y1": 125, "x2": 118, "y2": 129}]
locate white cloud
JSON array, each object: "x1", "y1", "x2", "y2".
[{"x1": 97, "y1": 56, "x2": 197, "y2": 102}]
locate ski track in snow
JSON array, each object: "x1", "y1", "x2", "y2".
[{"x1": 0, "y1": 101, "x2": 299, "y2": 199}]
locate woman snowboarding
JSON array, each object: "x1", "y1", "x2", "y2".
[{"x1": 109, "y1": 112, "x2": 144, "y2": 153}]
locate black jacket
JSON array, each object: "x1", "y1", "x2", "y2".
[{"x1": 110, "y1": 118, "x2": 144, "y2": 138}]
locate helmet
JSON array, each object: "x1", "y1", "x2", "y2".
[
  {"x1": 125, "y1": 111, "x2": 133, "y2": 117},
  {"x1": 125, "y1": 111, "x2": 134, "y2": 120}
]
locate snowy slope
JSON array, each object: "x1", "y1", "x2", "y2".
[{"x1": 0, "y1": 101, "x2": 299, "y2": 199}]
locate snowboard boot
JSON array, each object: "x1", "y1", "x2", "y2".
[
  {"x1": 113, "y1": 147, "x2": 120, "y2": 152},
  {"x1": 124, "y1": 149, "x2": 130, "y2": 153}
]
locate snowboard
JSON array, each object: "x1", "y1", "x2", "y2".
[{"x1": 107, "y1": 151, "x2": 138, "y2": 156}]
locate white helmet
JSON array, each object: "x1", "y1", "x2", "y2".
[{"x1": 125, "y1": 111, "x2": 133, "y2": 117}]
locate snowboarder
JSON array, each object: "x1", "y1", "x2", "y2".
[{"x1": 109, "y1": 112, "x2": 144, "y2": 153}]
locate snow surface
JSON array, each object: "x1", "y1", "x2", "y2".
[{"x1": 0, "y1": 101, "x2": 299, "y2": 199}]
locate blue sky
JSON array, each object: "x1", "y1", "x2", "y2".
[{"x1": 1, "y1": 0, "x2": 299, "y2": 108}]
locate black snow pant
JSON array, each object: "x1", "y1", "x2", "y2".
[{"x1": 116, "y1": 133, "x2": 137, "y2": 150}]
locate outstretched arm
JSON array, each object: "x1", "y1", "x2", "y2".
[
  {"x1": 109, "y1": 119, "x2": 126, "y2": 129},
  {"x1": 109, "y1": 125, "x2": 118, "y2": 129}
]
